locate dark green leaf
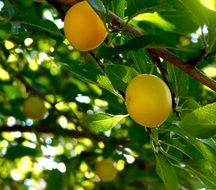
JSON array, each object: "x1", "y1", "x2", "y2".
[
  {"x1": 164, "y1": 125, "x2": 216, "y2": 171},
  {"x1": 179, "y1": 0, "x2": 216, "y2": 53},
  {"x1": 0, "y1": 29, "x2": 10, "y2": 40},
  {"x1": 206, "y1": 12, "x2": 216, "y2": 53},
  {"x1": 97, "y1": 35, "x2": 175, "y2": 58},
  {"x1": 161, "y1": 144, "x2": 216, "y2": 190},
  {"x1": 163, "y1": 138, "x2": 202, "y2": 160},
  {"x1": 4, "y1": 0, "x2": 15, "y2": 17},
  {"x1": 155, "y1": 153, "x2": 179, "y2": 190},
  {"x1": 180, "y1": 99, "x2": 200, "y2": 118},
  {"x1": 59, "y1": 61, "x2": 122, "y2": 98},
  {"x1": 105, "y1": 64, "x2": 138, "y2": 92},
  {"x1": 5, "y1": 145, "x2": 37, "y2": 160},
  {"x1": 184, "y1": 161, "x2": 216, "y2": 189},
  {"x1": 179, "y1": 0, "x2": 208, "y2": 24},
  {"x1": 167, "y1": 64, "x2": 189, "y2": 97},
  {"x1": 129, "y1": 49, "x2": 152, "y2": 73},
  {"x1": 46, "y1": 169, "x2": 65, "y2": 190},
  {"x1": 10, "y1": 10, "x2": 63, "y2": 37}
]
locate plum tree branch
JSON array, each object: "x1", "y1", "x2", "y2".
[
  {"x1": 109, "y1": 12, "x2": 216, "y2": 92},
  {"x1": 48, "y1": 0, "x2": 216, "y2": 92},
  {"x1": 0, "y1": 125, "x2": 129, "y2": 144},
  {"x1": 0, "y1": 125, "x2": 94, "y2": 139},
  {"x1": 148, "y1": 48, "x2": 216, "y2": 91}
]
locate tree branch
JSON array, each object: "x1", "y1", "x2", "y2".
[
  {"x1": 47, "y1": 0, "x2": 216, "y2": 92},
  {"x1": 149, "y1": 48, "x2": 216, "y2": 91},
  {"x1": 0, "y1": 125, "x2": 130, "y2": 144},
  {"x1": 151, "y1": 55, "x2": 177, "y2": 110},
  {"x1": 0, "y1": 125, "x2": 98, "y2": 139},
  {"x1": 109, "y1": 12, "x2": 216, "y2": 92}
]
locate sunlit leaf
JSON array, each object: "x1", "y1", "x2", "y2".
[
  {"x1": 132, "y1": 12, "x2": 175, "y2": 31},
  {"x1": 181, "y1": 102, "x2": 216, "y2": 138},
  {"x1": 180, "y1": 99, "x2": 200, "y2": 118},
  {"x1": 105, "y1": 64, "x2": 138, "y2": 92},
  {"x1": 83, "y1": 113, "x2": 127, "y2": 133}
]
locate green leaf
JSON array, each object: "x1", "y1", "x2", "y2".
[
  {"x1": 97, "y1": 35, "x2": 175, "y2": 58},
  {"x1": 96, "y1": 75, "x2": 119, "y2": 96},
  {"x1": 207, "y1": 22, "x2": 216, "y2": 53},
  {"x1": 163, "y1": 138, "x2": 203, "y2": 160},
  {"x1": 132, "y1": 12, "x2": 175, "y2": 32},
  {"x1": 89, "y1": 0, "x2": 106, "y2": 13},
  {"x1": 5, "y1": 145, "x2": 37, "y2": 160},
  {"x1": 167, "y1": 64, "x2": 189, "y2": 97},
  {"x1": 82, "y1": 113, "x2": 127, "y2": 133},
  {"x1": 200, "y1": 139, "x2": 216, "y2": 152},
  {"x1": 180, "y1": 99, "x2": 200, "y2": 118},
  {"x1": 163, "y1": 125, "x2": 216, "y2": 172},
  {"x1": 59, "y1": 61, "x2": 122, "y2": 99},
  {"x1": 4, "y1": 0, "x2": 15, "y2": 17},
  {"x1": 184, "y1": 161, "x2": 216, "y2": 189},
  {"x1": 3, "y1": 85, "x2": 22, "y2": 99},
  {"x1": 155, "y1": 153, "x2": 179, "y2": 190},
  {"x1": 129, "y1": 49, "x2": 152, "y2": 73},
  {"x1": 126, "y1": 0, "x2": 158, "y2": 18},
  {"x1": 105, "y1": 64, "x2": 138, "y2": 92},
  {"x1": 111, "y1": 0, "x2": 126, "y2": 17},
  {"x1": 10, "y1": 10, "x2": 63, "y2": 37},
  {"x1": 179, "y1": 0, "x2": 216, "y2": 53},
  {"x1": 160, "y1": 142, "x2": 216, "y2": 190},
  {"x1": 129, "y1": 0, "x2": 199, "y2": 34},
  {"x1": 0, "y1": 29, "x2": 10, "y2": 40},
  {"x1": 181, "y1": 102, "x2": 216, "y2": 139},
  {"x1": 206, "y1": 12, "x2": 216, "y2": 53},
  {"x1": 179, "y1": 0, "x2": 209, "y2": 25},
  {"x1": 46, "y1": 169, "x2": 65, "y2": 190}
]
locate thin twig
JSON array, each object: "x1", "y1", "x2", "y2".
[{"x1": 151, "y1": 55, "x2": 177, "y2": 110}]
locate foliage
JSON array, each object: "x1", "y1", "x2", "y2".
[{"x1": 0, "y1": 0, "x2": 216, "y2": 189}]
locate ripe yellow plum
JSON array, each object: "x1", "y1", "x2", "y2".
[
  {"x1": 64, "y1": 1, "x2": 107, "y2": 51},
  {"x1": 23, "y1": 96, "x2": 46, "y2": 119},
  {"x1": 125, "y1": 74, "x2": 172, "y2": 128},
  {"x1": 95, "y1": 158, "x2": 117, "y2": 181}
]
